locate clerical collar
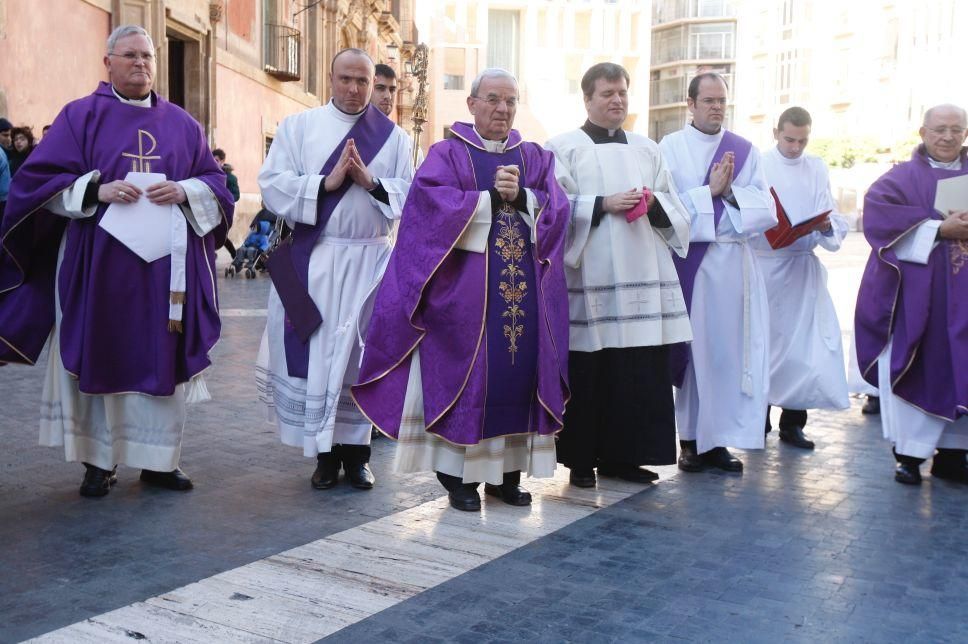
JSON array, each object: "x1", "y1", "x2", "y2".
[
  {"x1": 111, "y1": 85, "x2": 151, "y2": 108},
  {"x1": 327, "y1": 100, "x2": 365, "y2": 124},
  {"x1": 689, "y1": 121, "x2": 722, "y2": 138},
  {"x1": 581, "y1": 120, "x2": 627, "y2": 144},
  {"x1": 927, "y1": 155, "x2": 962, "y2": 170},
  {"x1": 473, "y1": 126, "x2": 507, "y2": 153}
]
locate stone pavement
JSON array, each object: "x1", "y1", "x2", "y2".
[{"x1": 1, "y1": 234, "x2": 966, "y2": 643}]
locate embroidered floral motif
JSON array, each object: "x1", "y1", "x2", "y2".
[
  {"x1": 952, "y1": 240, "x2": 968, "y2": 275},
  {"x1": 494, "y1": 203, "x2": 527, "y2": 364}
]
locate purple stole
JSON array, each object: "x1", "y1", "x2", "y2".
[
  {"x1": 467, "y1": 145, "x2": 541, "y2": 439},
  {"x1": 267, "y1": 105, "x2": 394, "y2": 379},
  {"x1": 669, "y1": 129, "x2": 752, "y2": 387}
]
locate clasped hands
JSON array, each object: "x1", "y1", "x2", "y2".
[
  {"x1": 324, "y1": 138, "x2": 376, "y2": 192},
  {"x1": 708, "y1": 150, "x2": 734, "y2": 198},
  {"x1": 603, "y1": 187, "x2": 655, "y2": 214},
  {"x1": 940, "y1": 210, "x2": 968, "y2": 240},
  {"x1": 494, "y1": 165, "x2": 520, "y2": 202},
  {"x1": 98, "y1": 179, "x2": 186, "y2": 205}
]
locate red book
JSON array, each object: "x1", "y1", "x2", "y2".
[{"x1": 764, "y1": 187, "x2": 831, "y2": 249}]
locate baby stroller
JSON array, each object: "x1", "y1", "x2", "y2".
[{"x1": 226, "y1": 219, "x2": 273, "y2": 279}]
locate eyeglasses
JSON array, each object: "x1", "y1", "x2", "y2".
[
  {"x1": 927, "y1": 126, "x2": 966, "y2": 137},
  {"x1": 108, "y1": 52, "x2": 155, "y2": 63},
  {"x1": 473, "y1": 95, "x2": 518, "y2": 108}
]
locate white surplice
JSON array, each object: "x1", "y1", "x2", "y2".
[
  {"x1": 752, "y1": 147, "x2": 850, "y2": 410},
  {"x1": 256, "y1": 102, "x2": 413, "y2": 457},
  {"x1": 545, "y1": 128, "x2": 692, "y2": 351},
  {"x1": 40, "y1": 90, "x2": 223, "y2": 472},
  {"x1": 659, "y1": 125, "x2": 777, "y2": 454}
]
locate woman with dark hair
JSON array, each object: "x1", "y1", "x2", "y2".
[{"x1": 8, "y1": 126, "x2": 36, "y2": 176}]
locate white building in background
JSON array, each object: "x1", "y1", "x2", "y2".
[
  {"x1": 415, "y1": 0, "x2": 652, "y2": 145},
  {"x1": 649, "y1": 0, "x2": 737, "y2": 141},
  {"x1": 733, "y1": 0, "x2": 968, "y2": 217}
]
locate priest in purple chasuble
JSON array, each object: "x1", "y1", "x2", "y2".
[
  {"x1": 0, "y1": 26, "x2": 233, "y2": 497},
  {"x1": 658, "y1": 73, "x2": 776, "y2": 474},
  {"x1": 256, "y1": 49, "x2": 414, "y2": 492},
  {"x1": 546, "y1": 63, "x2": 692, "y2": 490},
  {"x1": 855, "y1": 104, "x2": 968, "y2": 486},
  {"x1": 353, "y1": 68, "x2": 570, "y2": 512}
]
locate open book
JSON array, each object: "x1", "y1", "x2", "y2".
[
  {"x1": 934, "y1": 174, "x2": 968, "y2": 218},
  {"x1": 764, "y1": 187, "x2": 831, "y2": 250}
]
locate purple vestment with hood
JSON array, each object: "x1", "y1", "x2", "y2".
[
  {"x1": 855, "y1": 145, "x2": 968, "y2": 421},
  {"x1": 0, "y1": 82, "x2": 234, "y2": 396},
  {"x1": 352, "y1": 122, "x2": 570, "y2": 445}
]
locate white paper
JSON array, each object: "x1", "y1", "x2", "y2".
[
  {"x1": 98, "y1": 172, "x2": 174, "y2": 262},
  {"x1": 934, "y1": 174, "x2": 968, "y2": 218}
]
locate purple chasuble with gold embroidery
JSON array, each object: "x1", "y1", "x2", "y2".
[
  {"x1": 353, "y1": 122, "x2": 570, "y2": 445},
  {"x1": 0, "y1": 82, "x2": 234, "y2": 395},
  {"x1": 855, "y1": 145, "x2": 968, "y2": 420}
]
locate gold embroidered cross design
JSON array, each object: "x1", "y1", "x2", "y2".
[
  {"x1": 121, "y1": 129, "x2": 161, "y2": 172},
  {"x1": 494, "y1": 203, "x2": 527, "y2": 364},
  {"x1": 952, "y1": 240, "x2": 968, "y2": 275}
]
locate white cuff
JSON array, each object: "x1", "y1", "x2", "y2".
[
  {"x1": 297, "y1": 175, "x2": 325, "y2": 226},
  {"x1": 564, "y1": 194, "x2": 595, "y2": 268},
  {"x1": 44, "y1": 170, "x2": 101, "y2": 219},
  {"x1": 686, "y1": 185, "x2": 716, "y2": 242},
  {"x1": 892, "y1": 220, "x2": 940, "y2": 264},
  {"x1": 519, "y1": 189, "x2": 537, "y2": 244},
  {"x1": 727, "y1": 185, "x2": 777, "y2": 236},
  {"x1": 371, "y1": 176, "x2": 410, "y2": 220},
  {"x1": 178, "y1": 178, "x2": 223, "y2": 236},
  {"x1": 455, "y1": 191, "x2": 492, "y2": 253}
]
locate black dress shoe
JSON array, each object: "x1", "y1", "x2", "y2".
[
  {"x1": 677, "y1": 443, "x2": 705, "y2": 472},
  {"x1": 701, "y1": 447, "x2": 744, "y2": 472},
  {"x1": 568, "y1": 468, "x2": 597, "y2": 488},
  {"x1": 344, "y1": 462, "x2": 375, "y2": 490},
  {"x1": 930, "y1": 449, "x2": 968, "y2": 483},
  {"x1": 778, "y1": 425, "x2": 815, "y2": 449},
  {"x1": 894, "y1": 462, "x2": 922, "y2": 485},
  {"x1": 140, "y1": 468, "x2": 194, "y2": 491},
  {"x1": 861, "y1": 395, "x2": 880, "y2": 415},
  {"x1": 597, "y1": 463, "x2": 659, "y2": 483},
  {"x1": 80, "y1": 464, "x2": 116, "y2": 498},
  {"x1": 447, "y1": 484, "x2": 482, "y2": 511},
  {"x1": 311, "y1": 452, "x2": 340, "y2": 489},
  {"x1": 484, "y1": 481, "x2": 532, "y2": 506}
]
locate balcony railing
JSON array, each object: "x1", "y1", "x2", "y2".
[
  {"x1": 653, "y1": 0, "x2": 735, "y2": 25},
  {"x1": 264, "y1": 23, "x2": 301, "y2": 81}
]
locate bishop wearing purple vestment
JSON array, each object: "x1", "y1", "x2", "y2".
[
  {"x1": 352, "y1": 69, "x2": 571, "y2": 512},
  {"x1": 0, "y1": 26, "x2": 234, "y2": 497},
  {"x1": 855, "y1": 104, "x2": 968, "y2": 486}
]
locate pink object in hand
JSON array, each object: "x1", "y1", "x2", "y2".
[{"x1": 625, "y1": 187, "x2": 653, "y2": 223}]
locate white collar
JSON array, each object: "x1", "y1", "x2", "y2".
[
  {"x1": 327, "y1": 100, "x2": 365, "y2": 124},
  {"x1": 111, "y1": 85, "x2": 151, "y2": 108},
  {"x1": 927, "y1": 155, "x2": 962, "y2": 170},
  {"x1": 473, "y1": 126, "x2": 507, "y2": 153}
]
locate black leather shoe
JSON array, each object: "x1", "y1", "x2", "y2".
[
  {"x1": 344, "y1": 462, "x2": 375, "y2": 490},
  {"x1": 779, "y1": 425, "x2": 815, "y2": 450},
  {"x1": 311, "y1": 452, "x2": 340, "y2": 489},
  {"x1": 80, "y1": 464, "x2": 116, "y2": 497},
  {"x1": 448, "y1": 484, "x2": 481, "y2": 511},
  {"x1": 895, "y1": 462, "x2": 922, "y2": 485},
  {"x1": 484, "y1": 481, "x2": 532, "y2": 506},
  {"x1": 597, "y1": 463, "x2": 659, "y2": 483},
  {"x1": 677, "y1": 443, "x2": 705, "y2": 472},
  {"x1": 861, "y1": 395, "x2": 880, "y2": 415},
  {"x1": 140, "y1": 468, "x2": 194, "y2": 491},
  {"x1": 568, "y1": 468, "x2": 597, "y2": 488},
  {"x1": 701, "y1": 447, "x2": 744, "y2": 472},
  {"x1": 930, "y1": 450, "x2": 968, "y2": 483}
]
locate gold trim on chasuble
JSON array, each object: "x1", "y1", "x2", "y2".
[
  {"x1": 952, "y1": 239, "x2": 968, "y2": 275},
  {"x1": 122, "y1": 129, "x2": 161, "y2": 172},
  {"x1": 494, "y1": 202, "x2": 528, "y2": 364}
]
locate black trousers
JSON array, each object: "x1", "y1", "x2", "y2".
[
  {"x1": 765, "y1": 406, "x2": 807, "y2": 431},
  {"x1": 557, "y1": 346, "x2": 676, "y2": 470}
]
